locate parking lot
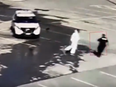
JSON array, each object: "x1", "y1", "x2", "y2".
[{"x1": 1, "y1": 0, "x2": 116, "y2": 87}]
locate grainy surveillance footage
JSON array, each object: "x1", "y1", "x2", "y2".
[{"x1": 0, "y1": 0, "x2": 116, "y2": 87}]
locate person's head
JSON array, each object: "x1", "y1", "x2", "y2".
[
  {"x1": 74, "y1": 29, "x2": 80, "y2": 33},
  {"x1": 77, "y1": 29, "x2": 80, "y2": 33},
  {"x1": 102, "y1": 34, "x2": 106, "y2": 37}
]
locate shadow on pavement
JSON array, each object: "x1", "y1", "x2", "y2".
[
  {"x1": 0, "y1": 2, "x2": 17, "y2": 22},
  {"x1": 0, "y1": 38, "x2": 91, "y2": 87},
  {"x1": 0, "y1": 1, "x2": 89, "y2": 87}
]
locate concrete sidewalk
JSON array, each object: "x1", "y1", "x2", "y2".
[
  {"x1": 37, "y1": 52, "x2": 116, "y2": 77},
  {"x1": 0, "y1": 0, "x2": 115, "y2": 32},
  {"x1": 78, "y1": 53, "x2": 116, "y2": 72},
  {"x1": 1, "y1": 0, "x2": 116, "y2": 33},
  {"x1": 4, "y1": 0, "x2": 24, "y2": 2},
  {"x1": 107, "y1": 0, "x2": 116, "y2": 5}
]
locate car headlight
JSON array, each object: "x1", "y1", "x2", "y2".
[
  {"x1": 33, "y1": 27, "x2": 41, "y2": 35},
  {"x1": 14, "y1": 26, "x2": 23, "y2": 35}
]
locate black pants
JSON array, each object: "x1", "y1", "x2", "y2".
[{"x1": 97, "y1": 45, "x2": 106, "y2": 57}]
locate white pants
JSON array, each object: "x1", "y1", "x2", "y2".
[{"x1": 64, "y1": 41, "x2": 78, "y2": 54}]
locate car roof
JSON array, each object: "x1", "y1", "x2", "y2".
[{"x1": 16, "y1": 10, "x2": 35, "y2": 17}]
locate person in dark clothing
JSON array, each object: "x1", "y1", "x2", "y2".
[{"x1": 97, "y1": 34, "x2": 109, "y2": 57}]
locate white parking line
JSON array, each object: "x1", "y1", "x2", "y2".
[
  {"x1": 100, "y1": 71, "x2": 116, "y2": 78},
  {"x1": 71, "y1": 77, "x2": 99, "y2": 87},
  {"x1": 0, "y1": 15, "x2": 11, "y2": 18},
  {"x1": 78, "y1": 7, "x2": 116, "y2": 15},
  {"x1": 74, "y1": 7, "x2": 116, "y2": 20},
  {"x1": 8, "y1": 0, "x2": 24, "y2": 1},
  {"x1": 103, "y1": 5, "x2": 116, "y2": 10},
  {"x1": 37, "y1": 83, "x2": 48, "y2": 87},
  {"x1": 48, "y1": 8, "x2": 98, "y2": 16},
  {"x1": 0, "y1": 64, "x2": 8, "y2": 69},
  {"x1": 90, "y1": 5, "x2": 103, "y2": 8},
  {"x1": 81, "y1": 15, "x2": 116, "y2": 20},
  {"x1": 90, "y1": 5, "x2": 116, "y2": 10}
]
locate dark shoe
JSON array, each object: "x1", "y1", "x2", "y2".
[{"x1": 97, "y1": 53, "x2": 101, "y2": 57}]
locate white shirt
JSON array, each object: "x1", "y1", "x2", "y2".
[{"x1": 70, "y1": 30, "x2": 80, "y2": 42}]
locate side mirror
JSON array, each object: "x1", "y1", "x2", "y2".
[{"x1": 12, "y1": 19, "x2": 16, "y2": 22}]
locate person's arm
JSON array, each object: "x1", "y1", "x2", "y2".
[
  {"x1": 106, "y1": 40, "x2": 109, "y2": 46},
  {"x1": 97, "y1": 38, "x2": 101, "y2": 41}
]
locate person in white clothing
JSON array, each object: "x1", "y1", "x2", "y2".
[{"x1": 64, "y1": 30, "x2": 80, "y2": 55}]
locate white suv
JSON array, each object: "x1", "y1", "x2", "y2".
[{"x1": 11, "y1": 10, "x2": 41, "y2": 38}]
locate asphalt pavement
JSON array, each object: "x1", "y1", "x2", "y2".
[
  {"x1": 0, "y1": 3, "x2": 90, "y2": 87},
  {"x1": 18, "y1": 65, "x2": 116, "y2": 87},
  {"x1": 0, "y1": 18, "x2": 91, "y2": 87}
]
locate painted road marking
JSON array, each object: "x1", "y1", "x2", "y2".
[
  {"x1": 90, "y1": 5, "x2": 102, "y2": 8},
  {"x1": 78, "y1": 7, "x2": 116, "y2": 15},
  {"x1": 37, "y1": 8, "x2": 98, "y2": 17},
  {"x1": 81, "y1": 15, "x2": 116, "y2": 20},
  {"x1": 100, "y1": 71, "x2": 116, "y2": 78},
  {"x1": 37, "y1": 83, "x2": 48, "y2": 87},
  {"x1": 71, "y1": 77, "x2": 99, "y2": 87},
  {"x1": 103, "y1": 5, "x2": 116, "y2": 10},
  {"x1": 0, "y1": 64, "x2": 8, "y2": 69},
  {"x1": 90, "y1": 5, "x2": 116, "y2": 10},
  {"x1": 8, "y1": 0, "x2": 24, "y2": 1},
  {"x1": 0, "y1": 15, "x2": 11, "y2": 18}
]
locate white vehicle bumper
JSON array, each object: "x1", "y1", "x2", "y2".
[
  {"x1": 14, "y1": 26, "x2": 23, "y2": 35},
  {"x1": 33, "y1": 27, "x2": 41, "y2": 35}
]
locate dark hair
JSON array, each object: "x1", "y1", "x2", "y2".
[{"x1": 102, "y1": 34, "x2": 106, "y2": 37}]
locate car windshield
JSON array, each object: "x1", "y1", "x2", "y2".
[{"x1": 15, "y1": 16, "x2": 38, "y2": 23}]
